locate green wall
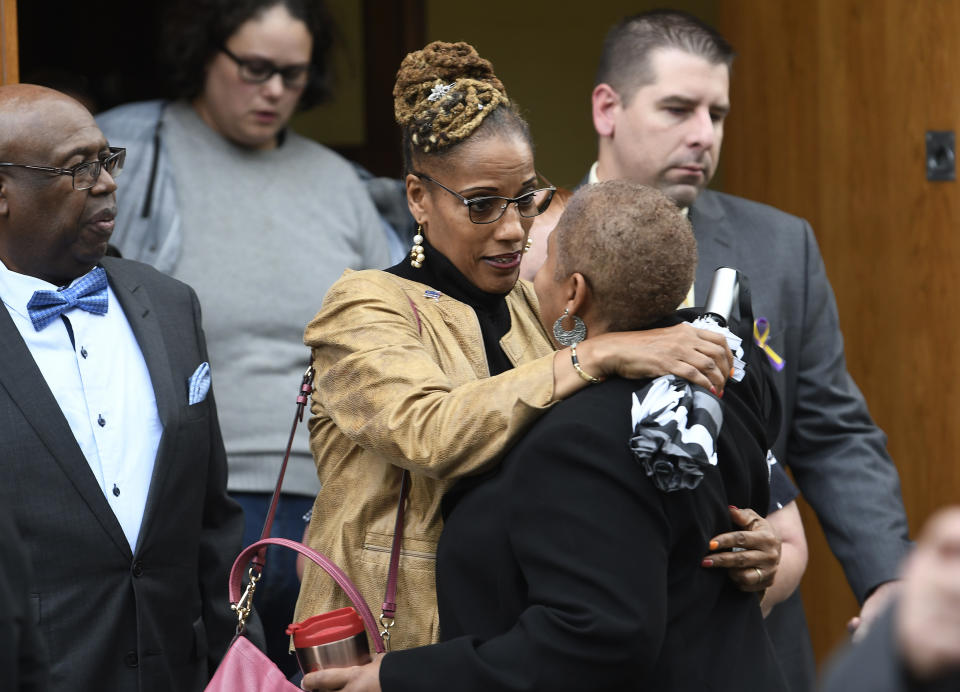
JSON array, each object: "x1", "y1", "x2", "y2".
[
  {"x1": 425, "y1": 1, "x2": 718, "y2": 188},
  {"x1": 294, "y1": 1, "x2": 718, "y2": 187},
  {"x1": 289, "y1": 0, "x2": 366, "y2": 148}
]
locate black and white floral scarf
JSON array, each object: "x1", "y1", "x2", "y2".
[{"x1": 629, "y1": 375, "x2": 724, "y2": 492}]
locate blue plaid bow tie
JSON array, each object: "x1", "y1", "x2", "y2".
[{"x1": 27, "y1": 266, "x2": 109, "y2": 331}]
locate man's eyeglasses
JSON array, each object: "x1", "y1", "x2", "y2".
[
  {"x1": 0, "y1": 147, "x2": 126, "y2": 191},
  {"x1": 221, "y1": 46, "x2": 310, "y2": 89},
  {"x1": 414, "y1": 172, "x2": 556, "y2": 225}
]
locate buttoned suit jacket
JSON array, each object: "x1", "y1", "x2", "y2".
[
  {"x1": 0, "y1": 502, "x2": 48, "y2": 691},
  {"x1": 0, "y1": 256, "x2": 245, "y2": 692},
  {"x1": 690, "y1": 189, "x2": 912, "y2": 690}
]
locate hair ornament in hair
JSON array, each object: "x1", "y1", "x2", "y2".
[
  {"x1": 427, "y1": 81, "x2": 457, "y2": 102},
  {"x1": 393, "y1": 41, "x2": 515, "y2": 154}
]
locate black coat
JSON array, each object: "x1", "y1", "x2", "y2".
[{"x1": 382, "y1": 369, "x2": 787, "y2": 691}]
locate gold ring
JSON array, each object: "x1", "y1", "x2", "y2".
[{"x1": 754, "y1": 567, "x2": 763, "y2": 581}]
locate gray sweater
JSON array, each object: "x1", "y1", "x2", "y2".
[{"x1": 98, "y1": 100, "x2": 390, "y2": 496}]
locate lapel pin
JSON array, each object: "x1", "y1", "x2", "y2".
[{"x1": 753, "y1": 317, "x2": 785, "y2": 371}]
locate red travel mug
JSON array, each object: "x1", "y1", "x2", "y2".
[{"x1": 286, "y1": 607, "x2": 371, "y2": 674}]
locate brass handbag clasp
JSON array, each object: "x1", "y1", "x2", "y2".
[{"x1": 231, "y1": 566, "x2": 262, "y2": 632}]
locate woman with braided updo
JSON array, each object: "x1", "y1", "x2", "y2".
[
  {"x1": 303, "y1": 182, "x2": 790, "y2": 691},
  {"x1": 293, "y1": 41, "x2": 737, "y2": 654}
]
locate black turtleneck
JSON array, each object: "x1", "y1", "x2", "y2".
[{"x1": 387, "y1": 238, "x2": 514, "y2": 376}]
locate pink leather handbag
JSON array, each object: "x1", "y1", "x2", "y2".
[
  {"x1": 206, "y1": 635, "x2": 299, "y2": 692},
  {"x1": 205, "y1": 368, "x2": 405, "y2": 691},
  {"x1": 205, "y1": 538, "x2": 386, "y2": 691}
]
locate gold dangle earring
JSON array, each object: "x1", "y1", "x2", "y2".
[
  {"x1": 524, "y1": 237, "x2": 533, "y2": 254},
  {"x1": 410, "y1": 225, "x2": 425, "y2": 268}
]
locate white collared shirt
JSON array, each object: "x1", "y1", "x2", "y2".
[
  {"x1": 0, "y1": 259, "x2": 162, "y2": 550},
  {"x1": 589, "y1": 161, "x2": 696, "y2": 308}
]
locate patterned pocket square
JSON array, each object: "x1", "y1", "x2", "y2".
[{"x1": 188, "y1": 362, "x2": 211, "y2": 405}]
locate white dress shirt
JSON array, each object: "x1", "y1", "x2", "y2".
[{"x1": 0, "y1": 259, "x2": 162, "y2": 550}]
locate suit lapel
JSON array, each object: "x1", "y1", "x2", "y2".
[
  {"x1": 0, "y1": 292, "x2": 132, "y2": 559},
  {"x1": 690, "y1": 190, "x2": 737, "y2": 304},
  {"x1": 102, "y1": 259, "x2": 179, "y2": 553},
  {"x1": 103, "y1": 260, "x2": 178, "y2": 428}
]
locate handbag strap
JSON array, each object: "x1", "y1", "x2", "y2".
[
  {"x1": 382, "y1": 296, "x2": 431, "y2": 617},
  {"x1": 374, "y1": 294, "x2": 425, "y2": 642},
  {"x1": 251, "y1": 362, "x2": 409, "y2": 647},
  {"x1": 381, "y1": 469, "x2": 410, "y2": 622},
  {"x1": 230, "y1": 538, "x2": 386, "y2": 654},
  {"x1": 251, "y1": 366, "x2": 315, "y2": 569}
]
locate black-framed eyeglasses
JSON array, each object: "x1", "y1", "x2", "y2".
[
  {"x1": 221, "y1": 46, "x2": 310, "y2": 89},
  {"x1": 414, "y1": 172, "x2": 556, "y2": 225},
  {"x1": 0, "y1": 147, "x2": 125, "y2": 191}
]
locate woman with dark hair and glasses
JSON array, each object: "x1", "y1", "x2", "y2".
[
  {"x1": 96, "y1": 0, "x2": 392, "y2": 675},
  {"x1": 292, "y1": 41, "x2": 782, "y2": 655}
]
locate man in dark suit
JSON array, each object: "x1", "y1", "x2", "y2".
[
  {"x1": 0, "y1": 503, "x2": 48, "y2": 692},
  {"x1": 587, "y1": 11, "x2": 911, "y2": 691},
  {"x1": 0, "y1": 84, "x2": 248, "y2": 690}
]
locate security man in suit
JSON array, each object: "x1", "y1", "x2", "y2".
[
  {"x1": 0, "y1": 84, "x2": 251, "y2": 690},
  {"x1": 586, "y1": 11, "x2": 911, "y2": 691}
]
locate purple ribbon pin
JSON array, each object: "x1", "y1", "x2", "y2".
[{"x1": 753, "y1": 317, "x2": 785, "y2": 371}]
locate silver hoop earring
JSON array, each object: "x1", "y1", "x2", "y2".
[
  {"x1": 410, "y1": 225, "x2": 425, "y2": 268},
  {"x1": 552, "y1": 308, "x2": 587, "y2": 346}
]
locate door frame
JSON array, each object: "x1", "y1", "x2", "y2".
[{"x1": 1, "y1": 0, "x2": 17, "y2": 85}]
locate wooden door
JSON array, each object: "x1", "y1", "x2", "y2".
[
  {"x1": 717, "y1": 0, "x2": 960, "y2": 662},
  {"x1": 0, "y1": 0, "x2": 16, "y2": 84}
]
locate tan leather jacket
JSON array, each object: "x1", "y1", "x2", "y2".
[{"x1": 294, "y1": 269, "x2": 556, "y2": 650}]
